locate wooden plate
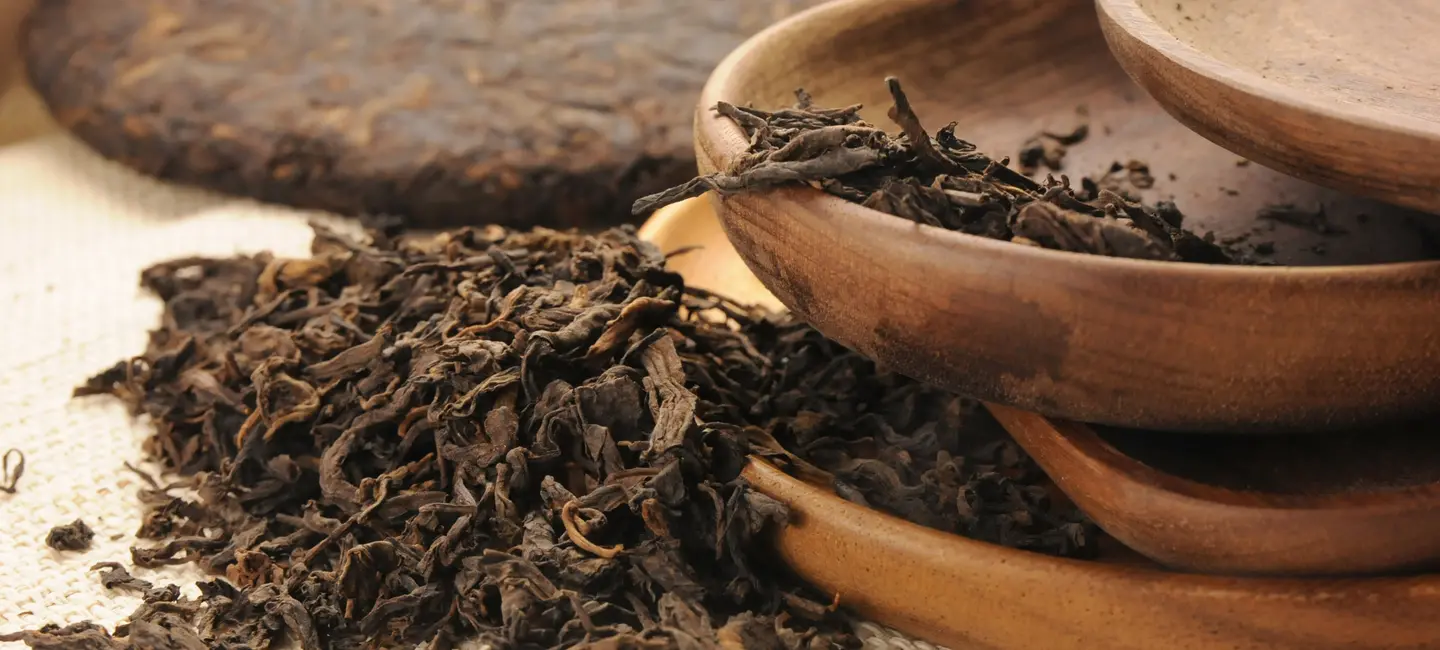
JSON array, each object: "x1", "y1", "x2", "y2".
[
  {"x1": 993, "y1": 406, "x2": 1440, "y2": 576},
  {"x1": 638, "y1": 197, "x2": 1440, "y2": 650},
  {"x1": 692, "y1": 0, "x2": 1440, "y2": 433},
  {"x1": 1097, "y1": 0, "x2": 1440, "y2": 214}
]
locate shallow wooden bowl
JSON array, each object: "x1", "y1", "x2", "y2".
[
  {"x1": 993, "y1": 406, "x2": 1440, "y2": 576},
  {"x1": 693, "y1": 0, "x2": 1440, "y2": 433},
  {"x1": 1097, "y1": 0, "x2": 1440, "y2": 214},
  {"x1": 638, "y1": 197, "x2": 1440, "y2": 650}
]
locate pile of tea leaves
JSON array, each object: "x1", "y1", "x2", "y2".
[
  {"x1": 3, "y1": 223, "x2": 1091, "y2": 649},
  {"x1": 633, "y1": 77, "x2": 1237, "y2": 264}
]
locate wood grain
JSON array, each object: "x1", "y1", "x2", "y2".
[
  {"x1": 744, "y1": 459, "x2": 1440, "y2": 650},
  {"x1": 1097, "y1": 0, "x2": 1440, "y2": 213},
  {"x1": 692, "y1": 0, "x2": 1440, "y2": 433},
  {"x1": 992, "y1": 405, "x2": 1440, "y2": 576},
  {"x1": 642, "y1": 195, "x2": 1440, "y2": 649}
]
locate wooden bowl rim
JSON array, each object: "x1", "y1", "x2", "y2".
[
  {"x1": 1034, "y1": 415, "x2": 1440, "y2": 513},
  {"x1": 1095, "y1": 0, "x2": 1440, "y2": 143},
  {"x1": 743, "y1": 456, "x2": 1440, "y2": 586},
  {"x1": 696, "y1": 0, "x2": 1440, "y2": 280}
]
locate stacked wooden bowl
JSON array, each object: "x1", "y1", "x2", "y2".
[{"x1": 649, "y1": 0, "x2": 1440, "y2": 647}]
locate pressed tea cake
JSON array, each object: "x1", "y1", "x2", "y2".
[{"x1": 22, "y1": 0, "x2": 823, "y2": 228}]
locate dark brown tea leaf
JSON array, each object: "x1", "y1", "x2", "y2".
[
  {"x1": 23, "y1": 0, "x2": 828, "y2": 230},
  {"x1": 90, "y1": 562, "x2": 152, "y2": 593},
  {"x1": 1, "y1": 448, "x2": 24, "y2": 494},
  {"x1": 46, "y1": 519, "x2": 96, "y2": 552},
  {"x1": 1018, "y1": 123, "x2": 1089, "y2": 174},
  {"x1": 634, "y1": 77, "x2": 1241, "y2": 264},
  {"x1": 16, "y1": 222, "x2": 1091, "y2": 649}
]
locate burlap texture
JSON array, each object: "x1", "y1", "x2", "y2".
[{"x1": 0, "y1": 75, "x2": 346, "y2": 646}]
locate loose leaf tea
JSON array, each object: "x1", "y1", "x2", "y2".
[
  {"x1": 46, "y1": 519, "x2": 96, "y2": 552},
  {"x1": 1, "y1": 448, "x2": 23, "y2": 494},
  {"x1": 634, "y1": 77, "x2": 1237, "y2": 264},
  {"x1": 745, "y1": 324, "x2": 1096, "y2": 558},
  {"x1": 1018, "y1": 123, "x2": 1089, "y2": 174},
  {"x1": 1095, "y1": 159, "x2": 1157, "y2": 193},
  {"x1": 91, "y1": 561, "x2": 185, "y2": 604},
  {"x1": 17, "y1": 223, "x2": 1089, "y2": 648}
]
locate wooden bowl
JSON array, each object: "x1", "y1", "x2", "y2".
[
  {"x1": 1097, "y1": 0, "x2": 1440, "y2": 214},
  {"x1": 693, "y1": 0, "x2": 1440, "y2": 433},
  {"x1": 744, "y1": 459, "x2": 1440, "y2": 650},
  {"x1": 638, "y1": 197, "x2": 1440, "y2": 650},
  {"x1": 644, "y1": 190, "x2": 1440, "y2": 579},
  {"x1": 993, "y1": 405, "x2": 1440, "y2": 576}
]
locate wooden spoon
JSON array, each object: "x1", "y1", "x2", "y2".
[
  {"x1": 691, "y1": 0, "x2": 1440, "y2": 433},
  {"x1": 992, "y1": 405, "x2": 1440, "y2": 576},
  {"x1": 638, "y1": 196, "x2": 1440, "y2": 650},
  {"x1": 1096, "y1": 0, "x2": 1440, "y2": 214}
]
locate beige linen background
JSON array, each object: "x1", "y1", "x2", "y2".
[
  {"x1": 0, "y1": 0, "x2": 351, "y2": 641},
  {"x1": 0, "y1": 2, "x2": 935, "y2": 648}
]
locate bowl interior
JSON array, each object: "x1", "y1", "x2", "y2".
[
  {"x1": 1096, "y1": 419, "x2": 1440, "y2": 497},
  {"x1": 1132, "y1": 0, "x2": 1440, "y2": 126},
  {"x1": 714, "y1": 0, "x2": 1440, "y2": 265}
]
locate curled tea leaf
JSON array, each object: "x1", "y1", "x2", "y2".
[
  {"x1": 46, "y1": 519, "x2": 95, "y2": 552},
  {"x1": 561, "y1": 500, "x2": 623, "y2": 559},
  {"x1": 91, "y1": 562, "x2": 153, "y2": 593},
  {"x1": 1, "y1": 448, "x2": 25, "y2": 494}
]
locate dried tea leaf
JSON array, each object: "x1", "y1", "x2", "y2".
[
  {"x1": 91, "y1": 562, "x2": 153, "y2": 593},
  {"x1": 46, "y1": 519, "x2": 96, "y2": 552},
  {"x1": 22, "y1": 221, "x2": 1092, "y2": 649},
  {"x1": 0, "y1": 622, "x2": 122, "y2": 649},
  {"x1": 1018, "y1": 123, "x2": 1088, "y2": 173},
  {"x1": 641, "y1": 336, "x2": 698, "y2": 460},
  {"x1": 125, "y1": 620, "x2": 208, "y2": 650},
  {"x1": 1013, "y1": 202, "x2": 1177, "y2": 261},
  {"x1": 635, "y1": 77, "x2": 1240, "y2": 264},
  {"x1": 1, "y1": 448, "x2": 24, "y2": 494}
]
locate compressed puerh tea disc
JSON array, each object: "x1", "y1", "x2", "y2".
[{"x1": 21, "y1": 0, "x2": 821, "y2": 228}]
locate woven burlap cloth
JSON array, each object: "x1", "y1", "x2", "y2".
[{"x1": 0, "y1": 4, "x2": 937, "y2": 649}]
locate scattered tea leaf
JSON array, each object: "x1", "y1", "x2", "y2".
[
  {"x1": 1097, "y1": 159, "x2": 1156, "y2": 192},
  {"x1": 90, "y1": 562, "x2": 155, "y2": 595},
  {"x1": 46, "y1": 519, "x2": 96, "y2": 552},
  {"x1": 1018, "y1": 123, "x2": 1089, "y2": 174},
  {"x1": 1, "y1": 448, "x2": 23, "y2": 494},
  {"x1": 0, "y1": 622, "x2": 123, "y2": 649}
]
